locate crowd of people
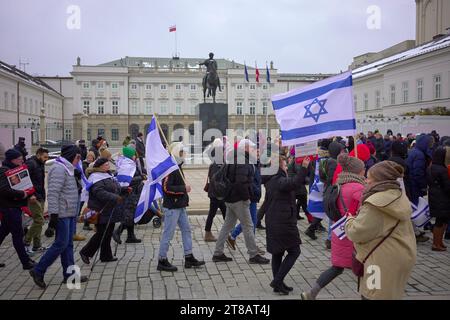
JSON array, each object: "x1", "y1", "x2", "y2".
[{"x1": 0, "y1": 128, "x2": 448, "y2": 300}]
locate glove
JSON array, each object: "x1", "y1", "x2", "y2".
[
  {"x1": 48, "y1": 214, "x2": 59, "y2": 230},
  {"x1": 44, "y1": 227, "x2": 55, "y2": 238}
]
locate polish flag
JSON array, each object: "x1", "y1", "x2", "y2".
[
  {"x1": 169, "y1": 25, "x2": 176, "y2": 32},
  {"x1": 255, "y1": 66, "x2": 260, "y2": 83}
]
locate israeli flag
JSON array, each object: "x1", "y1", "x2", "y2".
[
  {"x1": 307, "y1": 159, "x2": 326, "y2": 219},
  {"x1": 145, "y1": 116, "x2": 179, "y2": 185},
  {"x1": 331, "y1": 216, "x2": 347, "y2": 240},
  {"x1": 75, "y1": 162, "x2": 93, "y2": 202},
  {"x1": 134, "y1": 181, "x2": 163, "y2": 223},
  {"x1": 271, "y1": 71, "x2": 356, "y2": 146},
  {"x1": 411, "y1": 197, "x2": 431, "y2": 228},
  {"x1": 116, "y1": 155, "x2": 137, "y2": 187},
  {"x1": 134, "y1": 116, "x2": 179, "y2": 223}
]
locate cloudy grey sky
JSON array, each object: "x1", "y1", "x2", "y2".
[{"x1": 0, "y1": 0, "x2": 416, "y2": 76}]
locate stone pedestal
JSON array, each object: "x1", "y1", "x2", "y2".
[{"x1": 197, "y1": 103, "x2": 228, "y2": 150}]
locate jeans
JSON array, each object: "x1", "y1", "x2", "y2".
[
  {"x1": 231, "y1": 202, "x2": 257, "y2": 239},
  {"x1": 205, "y1": 198, "x2": 226, "y2": 232},
  {"x1": 25, "y1": 200, "x2": 45, "y2": 248},
  {"x1": 0, "y1": 207, "x2": 29, "y2": 265},
  {"x1": 272, "y1": 246, "x2": 301, "y2": 283},
  {"x1": 158, "y1": 207, "x2": 192, "y2": 259},
  {"x1": 214, "y1": 200, "x2": 258, "y2": 258},
  {"x1": 34, "y1": 217, "x2": 76, "y2": 279},
  {"x1": 317, "y1": 266, "x2": 344, "y2": 288}
]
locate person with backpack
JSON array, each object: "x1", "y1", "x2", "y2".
[
  {"x1": 305, "y1": 139, "x2": 341, "y2": 241},
  {"x1": 301, "y1": 154, "x2": 366, "y2": 300},
  {"x1": 204, "y1": 139, "x2": 227, "y2": 242},
  {"x1": 227, "y1": 139, "x2": 263, "y2": 254},
  {"x1": 345, "y1": 161, "x2": 416, "y2": 300},
  {"x1": 212, "y1": 139, "x2": 269, "y2": 265}
]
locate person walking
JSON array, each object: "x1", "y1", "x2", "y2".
[
  {"x1": 24, "y1": 148, "x2": 49, "y2": 254},
  {"x1": 29, "y1": 145, "x2": 88, "y2": 288},
  {"x1": 204, "y1": 139, "x2": 227, "y2": 242},
  {"x1": 212, "y1": 140, "x2": 269, "y2": 265},
  {"x1": 157, "y1": 142, "x2": 205, "y2": 272},
  {"x1": 0, "y1": 149, "x2": 36, "y2": 270},
  {"x1": 301, "y1": 154, "x2": 366, "y2": 300},
  {"x1": 263, "y1": 154, "x2": 310, "y2": 295},
  {"x1": 345, "y1": 161, "x2": 417, "y2": 300},
  {"x1": 427, "y1": 147, "x2": 450, "y2": 251},
  {"x1": 79, "y1": 158, "x2": 124, "y2": 264}
]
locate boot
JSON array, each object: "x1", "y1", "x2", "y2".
[
  {"x1": 440, "y1": 224, "x2": 448, "y2": 249},
  {"x1": 113, "y1": 223, "x2": 125, "y2": 244},
  {"x1": 184, "y1": 254, "x2": 205, "y2": 269},
  {"x1": 270, "y1": 280, "x2": 289, "y2": 295},
  {"x1": 432, "y1": 225, "x2": 447, "y2": 252},
  {"x1": 305, "y1": 226, "x2": 317, "y2": 240},
  {"x1": 204, "y1": 231, "x2": 217, "y2": 242},
  {"x1": 73, "y1": 234, "x2": 86, "y2": 241},
  {"x1": 125, "y1": 225, "x2": 142, "y2": 243},
  {"x1": 157, "y1": 258, "x2": 178, "y2": 272}
]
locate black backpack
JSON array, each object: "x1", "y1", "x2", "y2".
[
  {"x1": 209, "y1": 164, "x2": 233, "y2": 200},
  {"x1": 323, "y1": 184, "x2": 343, "y2": 222}
]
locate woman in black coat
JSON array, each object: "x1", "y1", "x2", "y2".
[
  {"x1": 261, "y1": 154, "x2": 310, "y2": 295},
  {"x1": 80, "y1": 158, "x2": 126, "y2": 263},
  {"x1": 427, "y1": 147, "x2": 450, "y2": 251}
]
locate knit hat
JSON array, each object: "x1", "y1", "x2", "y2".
[
  {"x1": 5, "y1": 148, "x2": 22, "y2": 161},
  {"x1": 100, "y1": 147, "x2": 112, "y2": 159},
  {"x1": 61, "y1": 145, "x2": 81, "y2": 163},
  {"x1": 123, "y1": 146, "x2": 136, "y2": 159},
  {"x1": 338, "y1": 153, "x2": 365, "y2": 174},
  {"x1": 93, "y1": 157, "x2": 109, "y2": 168},
  {"x1": 349, "y1": 144, "x2": 370, "y2": 162},
  {"x1": 328, "y1": 141, "x2": 345, "y2": 159},
  {"x1": 367, "y1": 161, "x2": 404, "y2": 182}
]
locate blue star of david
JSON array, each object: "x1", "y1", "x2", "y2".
[
  {"x1": 304, "y1": 98, "x2": 328, "y2": 123},
  {"x1": 339, "y1": 225, "x2": 345, "y2": 232},
  {"x1": 310, "y1": 176, "x2": 320, "y2": 192}
]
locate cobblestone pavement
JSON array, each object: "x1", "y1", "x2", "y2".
[{"x1": 0, "y1": 214, "x2": 449, "y2": 300}]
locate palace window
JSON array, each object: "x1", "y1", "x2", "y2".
[
  {"x1": 112, "y1": 100, "x2": 119, "y2": 114},
  {"x1": 417, "y1": 79, "x2": 423, "y2": 102},
  {"x1": 236, "y1": 101, "x2": 243, "y2": 115},
  {"x1": 375, "y1": 90, "x2": 381, "y2": 109},
  {"x1": 390, "y1": 85, "x2": 396, "y2": 105},
  {"x1": 145, "y1": 101, "x2": 152, "y2": 114},
  {"x1": 83, "y1": 100, "x2": 90, "y2": 114},
  {"x1": 434, "y1": 75, "x2": 441, "y2": 99},
  {"x1": 402, "y1": 81, "x2": 409, "y2": 104},
  {"x1": 111, "y1": 129, "x2": 119, "y2": 141},
  {"x1": 97, "y1": 100, "x2": 104, "y2": 114}
]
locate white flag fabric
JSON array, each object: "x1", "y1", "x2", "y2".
[
  {"x1": 411, "y1": 197, "x2": 431, "y2": 228},
  {"x1": 307, "y1": 159, "x2": 326, "y2": 219},
  {"x1": 145, "y1": 116, "x2": 179, "y2": 185},
  {"x1": 134, "y1": 116, "x2": 178, "y2": 223},
  {"x1": 331, "y1": 216, "x2": 347, "y2": 240},
  {"x1": 271, "y1": 71, "x2": 356, "y2": 146},
  {"x1": 116, "y1": 155, "x2": 137, "y2": 187}
]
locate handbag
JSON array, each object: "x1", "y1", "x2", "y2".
[{"x1": 352, "y1": 220, "x2": 400, "y2": 279}]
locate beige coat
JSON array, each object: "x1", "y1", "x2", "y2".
[{"x1": 345, "y1": 189, "x2": 417, "y2": 300}]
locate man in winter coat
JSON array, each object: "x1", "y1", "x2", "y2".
[
  {"x1": 14, "y1": 137, "x2": 28, "y2": 160},
  {"x1": 0, "y1": 149, "x2": 36, "y2": 270},
  {"x1": 406, "y1": 134, "x2": 433, "y2": 205},
  {"x1": 30, "y1": 145, "x2": 89, "y2": 289},
  {"x1": 24, "y1": 148, "x2": 49, "y2": 254},
  {"x1": 213, "y1": 139, "x2": 269, "y2": 265}
]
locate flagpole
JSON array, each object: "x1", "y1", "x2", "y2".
[{"x1": 175, "y1": 28, "x2": 178, "y2": 57}]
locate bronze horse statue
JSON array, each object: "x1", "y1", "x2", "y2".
[{"x1": 202, "y1": 71, "x2": 219, "y2": 103}]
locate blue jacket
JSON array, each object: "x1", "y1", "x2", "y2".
[{"x1": 406, "y1": 135, "x2": 433, "y2": 204}]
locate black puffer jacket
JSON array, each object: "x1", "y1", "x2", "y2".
[
  {"x1": 427, "y1": 147, "x2": 450, "y2": 219},
  {"x1": 162, "y1": 166, "x2": 188, "y2": 209},
  {"x1": 261, "y1": 166, "x2": 307, "y2": 254},
  {"x1": 224, "y1": 163, "x2": 254, "y2": 203},
  {"x1": 0, "y1": 161, "x2": 27, "y2": 208},
  {"x1": 121, "y1": 173, "x2": 144, "y2": 226},
  {"x1": 88, "y1": 173, "x2": 123, "y2": 224},
  {"x1": 26, "y1": 156, "x2": 46, "y2": 201},
  {"x1": 207, "y1": 162, "x2": 222, "y2": 199}
]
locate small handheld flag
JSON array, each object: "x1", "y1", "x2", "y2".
[
  {"x1": 266, "y1": 64, "x2": 270, "y2": 83},
  {"x1": 255, "y1": 65, "x2": 260, "y2": 83},
  {"x1": 244, "y1": 64, "x2": 249, "y2": 82}
]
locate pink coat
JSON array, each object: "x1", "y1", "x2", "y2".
[{"x1": 331, "y1": 182, "x2": 364, "y2": 268}]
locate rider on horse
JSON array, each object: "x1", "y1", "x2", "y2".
[{"x1": 199, "y1": 52, "x2": 221, "y2": 91}]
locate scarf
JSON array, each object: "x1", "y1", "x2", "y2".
[
  {"x1": 361, "y1": 180, "x2": 401, "y2": 203},
  {"x1": 337, "y1": 172, "x2": 366, "y2": 186},
  {"x1": 55, "y1": 156, "x2": 74, "y2": 176}
]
